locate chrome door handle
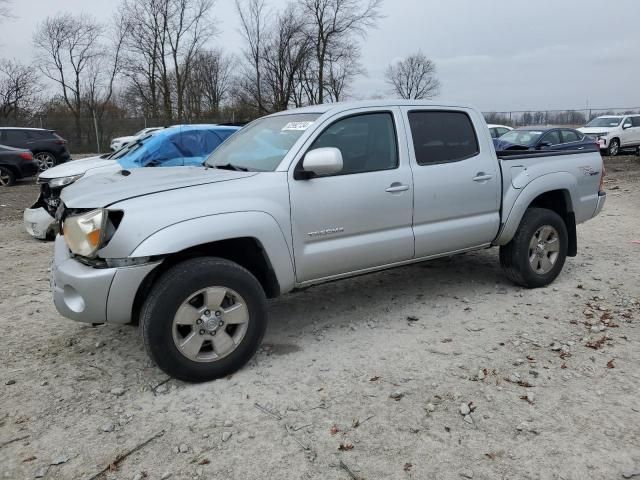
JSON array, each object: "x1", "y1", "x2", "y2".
[
  {"x1": 385, "y1": 183, "x2": 410, "y2": 193},
  {"x1": 473, "y1": 174, "x2": 493, "y2": 182}
]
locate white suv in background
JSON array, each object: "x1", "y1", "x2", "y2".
[
  {"x1": 487, "y1": 124, "x2": 513, "y2": 139},
  {"x1": 110, "y1": 127, "x2": 164, "y2": 151},
  {"x1": 579, "y1": 115, "x2": 640, "y2": 156}
]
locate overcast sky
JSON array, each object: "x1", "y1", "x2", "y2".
[{"x1": 1, "y1": 0, "x2": 639, "y2": 112}]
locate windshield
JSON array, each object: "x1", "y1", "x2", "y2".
[
  {"x1": 109, "y1": 133, "x2": 155, "y2": 159},
  {"x1": 586, "y1": 117, "x2": 622, "y2": 128},
  {"x1": 499, "y1": 129, "x2": 543, "y2": 147},
  {"x1": 205, "y1": 113, "x2": 320, "y2": 171}
]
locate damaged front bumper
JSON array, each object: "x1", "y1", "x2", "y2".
[
  {"x1": 24, "y1": 206, "x2": 57, "y2": 240},
  {"x1": 51, "y1": 236, "x2": 161, "y2": 324},
  {"x1": 24, "y1": 182, "x2": 62, "y2": 240}
]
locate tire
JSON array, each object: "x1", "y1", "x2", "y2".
[
  {"x1": 34, "y1": 152, "x2": 57, "y2": 171},
  {"x1": 500, "y1": 208, "x2": 568, "y2": 289},
  {"x1": 606, "y1": 138, "x2": 620, "y2": 157},
  {"x1": 140, "y1": 257, "x2": 268, "y2": 382},
  {"x1": 0, "y1": 166, "x2": 16, "y2": 187}
]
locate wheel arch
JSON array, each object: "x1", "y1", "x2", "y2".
[
  {"x1": 496, "y1": 173, "x2": 577, "y2": 255},
  {"x1": 130, "y1": 236, "x2": 281, "y2": 325},
  {"x1": 126, "y1": 212, "x2": 295, "y2": 323}
]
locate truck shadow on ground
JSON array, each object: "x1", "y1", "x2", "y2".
[
  {"x1": 53, "y1": 248, "x2": 514, "y2": 381},
  {"x1": 266, "y1": 248, "x2": 509, "y2": 335}
]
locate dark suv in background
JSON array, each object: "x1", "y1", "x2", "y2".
[{"x1": 0, "y1": 128, "x2": 70, "y2": 172}]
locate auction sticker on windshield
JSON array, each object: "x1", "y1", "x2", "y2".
[{"x1": 282, "y1": 121, "x2": 313, "y2": 131}]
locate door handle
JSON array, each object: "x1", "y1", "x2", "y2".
[
  {"x1": 385, "y1": 183, "x2": 410, "y2": 193},
  {"x1": 473, "y1": 173, "x2": 493, "y2": 182}
]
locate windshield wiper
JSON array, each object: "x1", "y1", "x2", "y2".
[{"x1": 213, "y1": 163, "x2": 249, "y2": 172}]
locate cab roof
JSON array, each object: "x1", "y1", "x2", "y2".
[{"x1": 268, "y1": 99, "x2": 477, "y2": 117}]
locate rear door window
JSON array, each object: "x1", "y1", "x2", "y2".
[
  {"x1": 408, "y1": 111, "x2": 479, "y2": 165},
  {"x1": 540, "y1": 130, "x2": 561, "y2": 145},
  {"x1": 4, "y1": 129, "x2": 31, "y2": 144},
  {"x1": 560, "y1": 129, "x2": 580, "y2": 143}
]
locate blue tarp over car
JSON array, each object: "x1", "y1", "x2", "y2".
[{"x1": 113, "y1": 124, "x2": 240, "y2": 169}]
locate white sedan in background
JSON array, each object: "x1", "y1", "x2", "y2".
[
  {"x1": 488, "y1": 124, "x2": 513, "y2": 139},
  {"x1": 110, "y1": 126, "x2": 164, "y2": 151}
]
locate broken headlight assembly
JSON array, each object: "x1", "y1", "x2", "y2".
[
  {"x1": 47, "y1": 174, "x2": 84, "y2": 189},
  {"x1": 62, "y1": 209, "x2": 121, "y2": 258}
]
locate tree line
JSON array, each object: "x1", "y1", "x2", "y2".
[{"x1": 0, "y1": 0, "x2": 443, "y2": 151}]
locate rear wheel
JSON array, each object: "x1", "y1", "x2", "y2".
[
  {"x1": 607, "y1": 138, "x2": 620, "y2": 156},
  {"x1": 0, "y1": 166, "x2": 15, "y2": 187},
  {"x1": 34, "y1": 152, "x2": 57, "y2": 171},
  {"x1": 500, "y1": 208, "x2": 568, "y2": 288},
  {"x1": 140, "y1": 257, "x2": 268, "y2": 382}
]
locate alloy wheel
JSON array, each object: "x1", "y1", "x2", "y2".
[
  {"x1": 172, "y1": 286, "x2": 250, "y2": 362},
  {"x1": 35, "y1": 153, "x2": 56, "y2": 171},
  {"x1": 528, "y1": 225, "x2": 560, "y2": 274}
]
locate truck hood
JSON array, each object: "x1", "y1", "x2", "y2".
[
  {"x1": 39, "y1": 156, "x2": 117, "y2": 180},
  {"x1": 578, "y1": 127, "x2": 616, "y2": 135},
  {"x1": 61, "y1": 166, "x2": 257, "y2": 208}
]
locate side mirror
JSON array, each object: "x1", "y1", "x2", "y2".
[
  {"x1": 623, "y1": 123, "x2": 632, "y2": 129},
  {"x1": 537, "y1": 141, "x2": 552, "y2": 149},
  {"x1": 301, "y1": 147, "x2": 343, "y2": 177}
]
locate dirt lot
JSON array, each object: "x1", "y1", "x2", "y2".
[{"x1": 1, "y1": 156, "x2": 639, "y2": 480}]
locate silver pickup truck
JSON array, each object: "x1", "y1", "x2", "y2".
[{"x1": 51, "y1": 101, "x2": 606, "y2": 382}]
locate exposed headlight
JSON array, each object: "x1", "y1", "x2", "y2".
[
  {"x1": 63, "y1": 209, "x2": 107, "y2": 257},
  {"x1": 48, "y1": 174, "x2": 83, "y2": 188}
]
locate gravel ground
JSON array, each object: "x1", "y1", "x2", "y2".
[{"x1": 1, "y1": 156, "x2": 639, "y2": 480}]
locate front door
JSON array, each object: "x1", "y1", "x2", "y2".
[
  {"x1": 620, "y1": 117, "x2": 635, "y2": 147},
  {"x1": 402, "y1": 108, "x2": 501, "y2": 258},
  {"x1": 288, "y1": 109, "x2": 414, "y2": 283},
  {"x1": 630, "y1": 116, "x2": 640, "y2": 146}
]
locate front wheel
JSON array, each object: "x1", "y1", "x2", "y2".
[
  {"x1": 500, "y1": 208, "x2": 568, "y2": 288},
  {"x1": 607, "y1": 138, "x2": 620, "y2": 156},
  {"x1": 140, "y1": 257, "x2": 268, "y2": 382}
]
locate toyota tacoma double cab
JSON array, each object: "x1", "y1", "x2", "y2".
[{"x1": 51, "y1": 101, "x2": 606, "y2": 382}]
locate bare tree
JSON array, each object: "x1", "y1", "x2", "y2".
[
  {"x1": 300, "y1": 0, "x2": 381, "y2": 104},
  {"x1": 185, "y1": 48, "x2": 235, "y2": 117},
  {"x1": 118, "y1": 0, "x2": 216, "y2": 121},
  {"x1": 385, "y1": 52, "x2": 440, "y2": 100},
  {"x1": 261, "y1": 4, "x2": 311, "y2": 112},
  {"x1": 165, "y1": 0, "x2": 217, "y2": 121},
  {"x1": 0, "y1": 59, "x2": 40, "y2": 120},
  {"x1": 33, "y1": 14, "x2": 103, "y2": 142},
  {"x1": 324, "y1": 43, "x2": 363, "y2": 102},
  {"x1": 83, "y1": 20, "x2": 128, "y2": 148},
  {"x1": 236, "y1": 0, "x2": 268, "y2": 114}
]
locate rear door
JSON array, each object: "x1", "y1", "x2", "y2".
[
  {"x1": 559, "y1": 129, "x2": 587, "y2": 150},
  {"x1": 288, "y1": 108, "x2": 414, "y2": 283},
  {"x1": 539, "y1": 130, "x2": 561, "y2": 149},
  {"x1": 402, "y1": 108, "x2": 501, "y2": 258}
]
